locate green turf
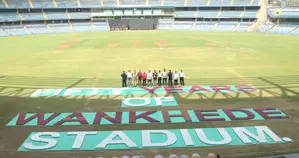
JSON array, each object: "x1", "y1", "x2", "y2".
[{"x1": 0, "y1": 31, "x2": 299, "y2": 79}]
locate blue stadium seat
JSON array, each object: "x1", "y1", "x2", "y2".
[
  {"x1": 21, "y1": 13, "x2": 45, "y2": 20},
  {"x1": 197, "y1": 11, "x2": 219, "y2": 18},
  {"x1": 69, "y1": 12, "x2": 91, "y2": 19},
  {"x1": 173, "y1": 21, "x2": 193, "y2": 30},
  {"x1": 56, "y1": 0, "x2": 78, "y2": 8},
  {"x1": 187, "y1": 0, "x2": 208, "y2": 6},
  {"x1": 1, "y1": 25, "x2": 30, "y2": 36},
  {"x1": 26, "y1": 24, "x2": 52, "y2": 34},
  {"x1": 214, "y1": 22, "x2": 238, "y2": 32},
  {"x1": 209, "y1": 0, "x2": 231, "y2": 6},
  {"x1": 93, "y1": 22, "x2": 110, "y2": 31},
  {"x1": 6, "y1": 0, "x2": 31, "y2": 8},
  {"x1": 219, "y1": 11, "x2": 242, "y2": 18},
  {"x1": 80, "y1": 0, "x2": 101, "y2": 7},
  {"x1": 119, "y1": 0, "x2": 146, "y2": 5},
  {"x1": 242, "y1": 11, "x2": 257, "y2": 18},
  {"x1": 46, "y1": 12, "x2": 68, "y2": 20},
  {"x1": 175, "y1": 11, "x2": 196, "y2": 18},
  {"x1": 31, "y1": 0, "x2": 55, "y2": 8},
  {"x1": 103, "y1": 0, "x2": 117, "y2": 6},
  {"x1": 0, "y1": 13, "x2": 21, "y2": 22},
  {"x1": 72, "y1": 23, "x2": 94, "y2": 32},
  {"x1": 193, "y1": 22, "x2": 215, "y2": 31},
  {"x1": 48, "y1": 23, "x2": 73, "y2": 33}
]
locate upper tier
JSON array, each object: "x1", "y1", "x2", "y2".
[{"x1": 0, "y1": 0, "x2": 260, "y2": 8}]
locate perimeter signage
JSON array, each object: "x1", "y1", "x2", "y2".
[
  {"x1": 19, "y1": 126, "x2": 292, "y2": 151},
  {"x1": 30, "y1": 85, "x2": 258, "y2": 97},
  {"x1": 7, "y1": 108, "x2": 288, "y2": 126}
]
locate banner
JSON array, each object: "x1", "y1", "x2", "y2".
[
  {"x1": 7, "y1": 108, "x2": 288, "y2": 126},
  {"x1": 30, "y1": 85, "x2": 258, "y2": 97},
  {"x1": 18, "y1": 126, "x2": 292, "y2": 151},
  {"x1": 121, "y1": 97, "x2": 178, "y2": 107}
]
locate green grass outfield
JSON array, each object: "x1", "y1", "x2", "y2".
[{"x1": 1, "y1": 31, "x2": 299, "y2": 158}]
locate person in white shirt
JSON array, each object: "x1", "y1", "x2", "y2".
[
  {"x1": 158, "y1": 70, "x2": 162, "y2": 86},
  {"x1": 162, "y1": 69, "x2": 167, "y2": 86},
  {"x1": 147, "y1": 70, "x2": 153, "y2": 87},
  {"x1": 174, "y1": 71, "x2": 179, "y2": 86},
  {"x1": 127, "y1": 70, "x2": 133, "y2": 87},
  {"x1": 180, "y1": 69, "x2": 185, "y2": 86}
]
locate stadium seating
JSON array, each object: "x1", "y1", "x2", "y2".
[
  {"x1": 173, "y1": 21, "x2": 194, "y2": 30},
  {"x1": 157, "y1": 19, "x2": 173, "y2": 30},
  {"x1": 270, "y1": 24, "x2": 298, "y2": 34},
  {"x1": 292, "y1": 27, "x2": 299, "y2": 34},
  {"x1": 187, "y1": 0, "x2": 208, "y2": 6},
  {"x1": 214, "y1": 21, "x2": 238, "y2": 31},
  {"x1": 56, "y1": 0, "x2": 78, "y2": 8},
  {"x1": 242, "y1": 10, "x2": 258, "y2": 18},
  {"x1": 0, "y1": 28, "x2": 9, "y2": 36},
  {"x1": 197, "y1": 10, "x2": 219, "y2": 18},
  {"x1": 48, "y1": 23, "x2": 73, "y2": 33},
  {"x1": 234, "y1": 22, "x2": 252, "y2": 32},
  {"x1": 26, "y1": 24, "x2": 52, "y2": 34},
  {"x1": 233, "y1": 0, "x2": 252, "y2": 6},
  {"x1": 124, "y1": 9, "x2": 134, "y2": 15},
  {"x1": 256, "y1": 22, "x2": 275, "y2": 33},
  {"x1": 209, "y1": 0, "x2": 231, "y2": 6},
  {"x1": 175, "y1": 11, "x2": 196, "y2": 18},
  {"x1": 45, "y1": 12, "x2": 69, "y2": 20},
  {"x1": 21, "y1": 13, "x2": 45, "y2": 21},
  {"x1": 193, "y1": 22, "x2": 216, "y2": 31},
  {"x1": 5, "y1": 0, "x2": 31, "y2": 8},
  {"x1": 119, "y1": 0, "x2": 146, "y2": 5},
  {"x1": 103, "y1": 0, "x2": 117, "y2": 6},
  {"x1": 219, "y1": 11, "x2": 242, "y2": 18},
  {"x1": 0, "y1": 13, "x2": 21, "y2": 22},
  {"x1": 69, "y1": 12, "x2": 91, "y2": 19},
  {"x1": 149, "y1": 0, "x2": 161, "y2": 6},
  {"x1": 80, "y1": 0, "x2": 102, "y2": 7},
  {"x1": 114, "y1": 10, "x2": 124, "y2": 16},
  {"x1": 93, "y1": 22, "x2": 110, "y2": 31},
  {"x1": 31, "y1": 0, "x2": 56, "y2": 8},
  {"x1": 1, "y1": 25, "x2": 30, "y2": 36},
  {"x1": 72, "y1": 22, "x2": 94, "y2": 32}
]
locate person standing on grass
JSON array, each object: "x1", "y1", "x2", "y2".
[
  {"x1": 147, "y1": 70, "x2": 153, "y2": 87},
  {"x1": 180, "y1": 69, "x2": 185, "y2": 86},
  {"x1": 153, "y1": 70, "x2": 158, "y2": 86},
  {"x1": 162, "y1": 68, "x2": 167, "y2": 86},
  {"x1": 133, "y1": 70, "x2": 138, "y2": 87},
  {"x1": 158, "y1": 70, "x2": 162, "y2": 86},
  {"x1": 121, "y1": 71, "x2": 127, "y2": 87},
  {"x1": 174, "y1": 71, "x2": 179, "y2": 86},
  {"x1": 138, "y1": 70, "x2": 142, "y2": 87},
  {"x1": 142, "y1": 71, "x2": 147, "y2": 87},
  {"x1": 127, "y1": 70, "x2": 133, "y2": 87},
  {"x1": 168, "y1": 70, "x2": 173, "y2": 87}
]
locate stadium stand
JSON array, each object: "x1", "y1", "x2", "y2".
[
  {"x1": 26, "y1": 24, "x2": 52, "y2": 34},
  {"x1": 0, "y1": 0, "x2": 299, "y2": 36}
]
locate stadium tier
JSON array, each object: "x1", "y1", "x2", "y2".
[{"x1": 0, "y1": 0, "x2": 298, "y2": 36}]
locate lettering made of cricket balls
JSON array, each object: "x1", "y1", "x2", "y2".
[
  {"x1": 19, "y1": 126, "x2": 292, "y2": 151},
  {"x1": 30, "y1": 85, "x2": 258, "y2": 97},
  {"x1": 7, "y1": 108, "x2": 288, "y2": 126}
]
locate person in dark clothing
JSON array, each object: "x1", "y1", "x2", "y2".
[
  {"x1": 153, "y1": 70, "x2": 158, "y2": 86},
  {"x1": 168, "y1": 70, "x2": 173, "y2": 87},
  {"x1": 158, "y1": 70, "x2": 162, "y2": 86},
  {"x1": 121, "y1": 71, "x2": 127, "y2": 87},
  {"x1": 138, "y1": 70, "x2": 142, "y2": 87}
]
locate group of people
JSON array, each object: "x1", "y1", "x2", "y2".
[{"x1": 121, "y1": 69, "x2": 185, "y2": 87}]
